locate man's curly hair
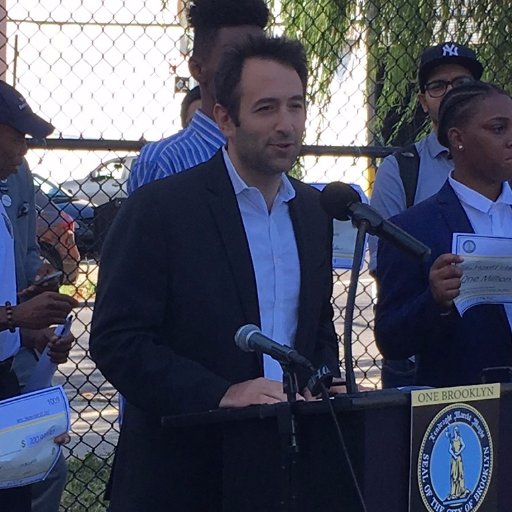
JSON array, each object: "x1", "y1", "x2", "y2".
[{"x1": 188, "y1": 0, "x2": 269, "y2": 57}]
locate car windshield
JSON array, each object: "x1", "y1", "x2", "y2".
[
  {"x1": 33, "y1": 174, "x2": 71, "y2": 200},
  {"x1": 95, "y1": 157, "x2": 135, "y2": 180}
]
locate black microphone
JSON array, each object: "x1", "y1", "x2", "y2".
[
  {"x1": 320, "y1": 182, "x2": 431, "y2": 261},
  {"x1": 235, "y1": 324, "x2": 313, "y2": 369}
]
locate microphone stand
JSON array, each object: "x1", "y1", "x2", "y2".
[
  {"x1": 278, "y1": 362, "x2": 300, "y2": 512},
  {"x1": 344, "y1": 219, "x2": 369, "y2": 394}
]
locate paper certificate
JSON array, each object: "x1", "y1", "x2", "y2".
[
  {"x1": 312, "y1": 183, "x2": 369, "y2": 269},
  {"x1": 452, "y1": 233, "x2": 512, "y2": 315},
  {"x1": 0, "y1": 386, "x2": 70, "y2": 489}
]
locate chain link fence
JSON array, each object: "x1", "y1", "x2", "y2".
[{"x1": 2, "y1": 0, "x2": 511, "y2": 509}]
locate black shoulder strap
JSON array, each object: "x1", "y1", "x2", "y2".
[{"x1": 393, "y1": 144, "x2": 420, "y2": 209}]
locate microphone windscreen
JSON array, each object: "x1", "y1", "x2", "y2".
[
  {"x1": 234, "y1": 324, "x2": 260, "y2": 352},
  {"x1": 320, "y1": 182, "x2": 361, "y2": 221}
]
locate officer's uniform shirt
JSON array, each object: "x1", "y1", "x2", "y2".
[{"x1": 0, "y1": 199, "x2": 20, "y2": 361}]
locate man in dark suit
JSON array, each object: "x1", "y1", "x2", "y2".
[{"x1": 90, "y1": 36, "x2": 339, "y2": 511}]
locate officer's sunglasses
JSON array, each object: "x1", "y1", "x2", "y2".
[{"x1": 424, "y1": 76, "x2": 475, "y2": 98}]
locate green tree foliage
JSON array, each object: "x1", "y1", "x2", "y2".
[
  {"x1": 61, "y1": 453, "x2": 112, "y2": 511},
  {"x1": 272, "y1": 0, "x2": 512, "y2": 144},
  {"x1": 166, "y1": 1, "x2": 512, "y2": 145},
  {"x1": 270, "y1": 0, "x2": 356, "y2": 105}
]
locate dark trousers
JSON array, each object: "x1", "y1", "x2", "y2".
[{"x1": 0, "y1": 368, "x2": 32, "y2": 512}]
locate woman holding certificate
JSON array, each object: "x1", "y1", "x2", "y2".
[{"x1": 375, "y1": 81, "x2": 512, "y2": 388}]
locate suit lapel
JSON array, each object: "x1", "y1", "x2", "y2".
[
  {"x1": 205, "y1": 151, "x2": 261, "y2": 329},
  {"x1": 436, "y1": 181, "x2": 474, "y2": 234},
  {"x1": 288, "y1": 186, "x2": 314, "y2": 356},
  {"x1": 205, "y1": 157, "x2": 319, "y2": 368}
]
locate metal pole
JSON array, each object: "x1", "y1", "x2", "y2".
[{"x1": 0, "y1": 0, "x2": 7, "y2": 80}]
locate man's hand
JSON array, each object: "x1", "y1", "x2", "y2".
[
  {"x1": 20, "y1": 327, "x2": 54, "y2": 353},
  {"x1": 47, "y1": 332, "x2": 73, "y2": 364},
  {"x1": 219, "y1": 377, "x2": 292, "y2": 407},
  {"x1": 301, "y1": 387, "x2": 319, "y2": 401},
  {"x1": 302, "y1": 378, "x2": 350, "y2": 400},
  {"x1": 34, "y1": 263, "x2": 58, "y2": 282},
  {"x1": 12, "y1": 292, "x2": 78, "y2": 330},
  {"x1": 18, "y1": 265, "x2": 61, "y2": 300},
  {"x1": 429, "y1": 253, "x2": 464, "y2": 312},
  {"x1": 20, "y1": 327, "x2": 73, "y2": 363},
  {"x1": 53, "y1": 432, "x2": 71, "y2": 445},
  {"x1": 327, "y1": 378, "x2": 350, "y2": 395}
]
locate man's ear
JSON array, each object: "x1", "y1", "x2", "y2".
[
  {"x1": 189, "y1": 56, "x2": 204, "y2": 83},
  {"x1": 213, "y1": 103, "x2": 234, "y2": 138},
  {"x1": 418, "y1": 92, "x2": 429, "y2": 114}
]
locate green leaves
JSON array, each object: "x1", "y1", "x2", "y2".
[
  {"x1": 162, "y1": 0, "x2": 512, "y2": 146},
  {"x1": 275, "y1": 0, "x2": 512, "y2": 144}
]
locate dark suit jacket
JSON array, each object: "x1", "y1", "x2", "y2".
[
  {"x1": 89, "y1": 150, "x2": 339, "y2": 511},
  {"x1": 375, "y1": 181, "x2": 512, "y2": 388}
]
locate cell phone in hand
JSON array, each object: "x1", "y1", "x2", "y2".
[{"x1": 35, "y1": 270, "x2": 63, "y2": 287}]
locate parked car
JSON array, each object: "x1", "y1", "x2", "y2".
[
  {"x1": 35, "y1": 190, "x2": 81, "y2": 284},
  {"x1": 60, "y1": 156, "x2": 136, "y2": 206},
  {"x1": 33, "y1": 173, "x2": 96, "y2": 256}
]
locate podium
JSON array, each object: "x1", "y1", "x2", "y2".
[{"x1": 163, "y1": 385, "x2": 512, "y2": 511}]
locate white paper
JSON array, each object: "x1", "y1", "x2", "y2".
[
  {"x1": 452, "y1": 233, "x2": 512, "y2": 314},
  {"x1": 23, "y1": 346, "x2": 56, "y2": 394},
  {"x1": 0, "y1": 386, "x2": 70, "y2": 489},
  {"x1": 312, "y1": 183, "x2": 369, "y2": 269},
  {"x1": 23, "y1": 316, "x2": 73, "y2": 394}
]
